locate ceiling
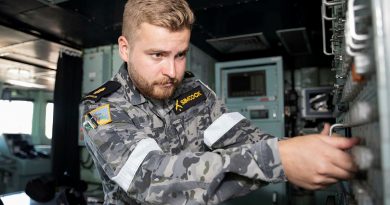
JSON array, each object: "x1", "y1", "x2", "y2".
[{"x1": 0, "y1": 0, "x2": 332, "y2": 90}]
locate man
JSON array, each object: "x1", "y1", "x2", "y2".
[{"x1": 81, "y1": 0, "x2": 359, "y2": 204}]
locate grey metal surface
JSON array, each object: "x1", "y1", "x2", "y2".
[
  {"x1": 321, "y1": 0, "x2": 390, "y2": 204},
  {"x1": 372, "y1": 0, "x2": 390, "y2": 203},
  {"x1": 0, "y1": 25, "x2": 58, "y2": 69},
  {"x1": 0, "y1": 25, "x2": 80, "y2": 91},
  {"x1": 0, "y1": 25, "x2": 37, "y2": 48}
]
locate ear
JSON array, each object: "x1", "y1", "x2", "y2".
[{"x1": 118, "y1": 36, "x2": 129, "y2": 62}]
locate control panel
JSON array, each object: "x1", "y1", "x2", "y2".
[{"x1": 322, "y1": 0, "x2": 390, "y2": 203}]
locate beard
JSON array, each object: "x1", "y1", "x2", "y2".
[{"x1": 127, "y1": 62, "x2": 181, "y2": 100}]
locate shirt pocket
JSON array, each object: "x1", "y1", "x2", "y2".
[{"x1": 179, "y1": 106, "x2": 212, "y2": 152}]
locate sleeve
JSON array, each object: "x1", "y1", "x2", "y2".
[
  {"x1": 82, "y1": 101, "x2": 286, "y2": 205},
  {"x1": 202, "y1": 82, "x2": 279, "y2": 150}
]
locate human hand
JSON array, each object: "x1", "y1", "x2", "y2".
[{"x1": 278, "y1": 123, "x2": 359, "y2": 190}]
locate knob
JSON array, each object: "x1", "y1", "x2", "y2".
[{"x1": 351, "y1": 145, "x2": 374, "y2": 170}]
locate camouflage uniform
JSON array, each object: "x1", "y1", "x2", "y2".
[{"x1": 81, "y1": 63, "x2": 287, "y2": 205}]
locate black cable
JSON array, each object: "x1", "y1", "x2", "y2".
[{"x1": 80, "y1": 148, "x2": 94, "y2": 169}]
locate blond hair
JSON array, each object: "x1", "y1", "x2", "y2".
[{"x1": 122, "y1": 0, "x2": 194, "y2": 45}]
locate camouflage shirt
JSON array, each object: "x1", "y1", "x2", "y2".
[{"x1": 81, "y1": 64, "x2": 286, "y2": 205}]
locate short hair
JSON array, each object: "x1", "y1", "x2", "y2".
[{"x1": 122, "y1": 0, "x2": 195, "y2": 46}]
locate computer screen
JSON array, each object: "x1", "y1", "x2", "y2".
[
  {"x1": 302, "y1": 87, "x2": 333, "y2": 118},
  {"x1": 227, "y1": 70, "x2": 266, "y2": 97}
]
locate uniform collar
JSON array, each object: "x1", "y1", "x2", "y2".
[{"x1": 113, "y1": 63, "x2": 147, "y2": 106}]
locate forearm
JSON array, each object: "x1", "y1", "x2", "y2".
[{"x1": 127, "y1": 138, "x2": 286, "y2": 204}]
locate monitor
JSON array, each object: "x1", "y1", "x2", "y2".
[{"x1": 227, "y1": 70, "x2": 266, "y2": 98}]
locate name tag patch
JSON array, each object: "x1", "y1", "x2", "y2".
[{"x1": 174, "y1": 86, "x2": 206, "y2": 115}]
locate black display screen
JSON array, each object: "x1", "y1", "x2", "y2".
[
  {"x1": 228, "y1": 70, "x2": 266, "y2": 97},
  {"x1": 250, "y1": 109, "x2": 269, "y2": 119}
]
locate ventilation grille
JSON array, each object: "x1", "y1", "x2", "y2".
[
  {"x1": 276, "y1": 27, "x2": 312, "y2": 55},
  {"x1": 206, "y1": 32, "x2": 270, "y2": 54}
]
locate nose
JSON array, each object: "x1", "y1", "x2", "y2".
[{"x1": 162, "y1": 58, "x2": 176, "y2": 78}]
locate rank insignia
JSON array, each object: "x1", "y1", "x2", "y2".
[
  {"x1": 174, "y1": 86, "x2": 206, "y2": 115},
  {"x1": 82, "y1": 81, "x2": 121, "y2": 102}
]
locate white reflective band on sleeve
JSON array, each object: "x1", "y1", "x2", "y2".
[
  {"x1": 112, "y1": 138, "x2": 162, "y2": 191},
  {"x1": 204, "y1": 112, "x2": 246, "y2": 147}
]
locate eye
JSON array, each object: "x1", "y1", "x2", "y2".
[
  {"x1": 176, "y1": 51, "x2": 187, "y2": 60},
  {"x1": 151, "y1": 53, "x2": 164, "y2": 59}
]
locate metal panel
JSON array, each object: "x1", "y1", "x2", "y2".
[
  {"x1": 215, "y1": 57, "x2": 286, "y2": 205},
  {"x1": 82, "y1": 48, "x2": 111, "y2": 94},
  {"x1": 372, "y1": 0, "x2": 390, "y2": 203},
  {"x1": 186, "y1": 44, "x2": 216, "y2": 88},
  {"x1": 0, "y1": 25, "x2": 37, "y2": 48},
  {"x1": 322, "y1": 0, "x2": 390, "y2": 203},
  {"x1": 0, "y1": 134, "x2": 51, "y2": 194},
  {"x1": 111, "y1": 44, "x2": 123, "y2": 75}
]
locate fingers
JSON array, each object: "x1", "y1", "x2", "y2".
[
  {"x1": 331, "y1": 133, "x2": 344, "y2": 138},
  {"x1": 325, "y1": 164, "x2": 356, "y2": 180},
  {"x1": 320, "y1": 136, "x2": 359, "y2": 173},
  {"x1": 314, "y1": 148, "x2": 356, "y2": 179},
  {"x1": 308, "y1": 157, "x2": 355, "y2": 190},
  {"x1": 320, "y1": 136, "x2": 360, "y2": 150},
  {"x1": 330, "y1": 151, "x2": 358, "y2": 172},
  {"x1": 320, "y1": 123, "x2": 331, "y2": 135},
  {"x1": 304, "y1": 175, "x2": 341, "y2": 190},
  {"x1": 303, "y1": 165, "x2": 354, "y2": 190},
  {"x1": 280, "y1": 134, "x2": 359, "y2": 191},
  {"x1": 314, "y1": 176, "x2": 338, "y2": 187},
  {"x1": 303, "y1": 178, "x2": 339, "y2": 190}
]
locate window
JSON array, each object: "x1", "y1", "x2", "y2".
[
  {"x1": 45, "y1": 102, "x2": 54, "y2": 139},
  {"x1": 0, "y1": 100, "x2": 34, "y2": 134}
]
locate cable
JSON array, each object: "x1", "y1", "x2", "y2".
[{"x1": 80, "y1": 149, "x2": 94, "y2": 170}]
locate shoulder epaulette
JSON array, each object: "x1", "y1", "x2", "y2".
[
  {"x1": 82, "y1": 81, "x2": 121, "y2": 102},
  {"x1": 184, "y1": 71, "x2": 195, "y2": 78}
]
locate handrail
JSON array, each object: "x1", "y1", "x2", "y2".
[
  {"x1": 323, "y1": 0, "x2": 345, "y2": 6},
  {"x1": 322, "y1": 4, "x2": 335, "y2": 55},
  {"x1": 348, "y1": 0, "x2": 370, "y2": 41}
]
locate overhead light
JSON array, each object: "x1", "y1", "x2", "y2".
[
  {"x1": 6, "y1": 68, "x2": 32, "y2": 79},
  {"x1": 0, "y1": 52, "x2": 57, "y2": 70},
  {"x1": 6, "y1": 79, "x2": 47, "y2": 89}
]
